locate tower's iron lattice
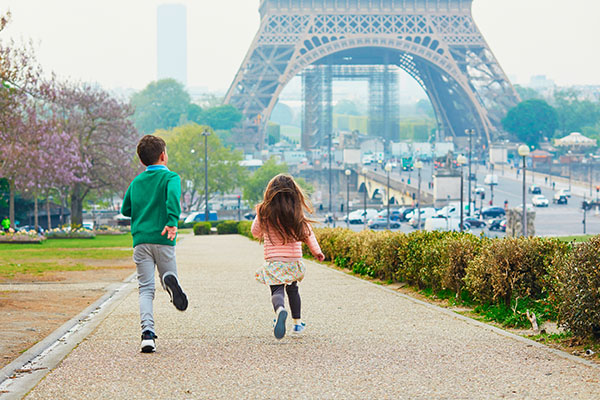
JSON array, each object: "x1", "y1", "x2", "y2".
[{"x1": 225, "y1": 0, "x2": 519, "y2": 149}]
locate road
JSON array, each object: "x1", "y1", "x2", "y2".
[{"x1": 343, "y1": 162, "x2": 600, "y2": 236}]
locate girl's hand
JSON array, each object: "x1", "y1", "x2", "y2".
[{"x1": 315, "y1": 252, "x2": 325, "y2": 262}]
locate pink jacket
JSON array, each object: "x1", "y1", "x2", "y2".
[{"x1": 251, "y1": 216, "x2": 322, "y2": 261}]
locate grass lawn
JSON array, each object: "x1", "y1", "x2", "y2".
[
  {"x1": 556, "y1": 235, "x2": 595, "y2": 243},
  {"x1": 0, "y1": 234, "x2": 134, "y2": 278}
]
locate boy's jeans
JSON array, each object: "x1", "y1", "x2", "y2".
[{"x1": 133, "y1": 243, "x2": 178, "y2": 334}]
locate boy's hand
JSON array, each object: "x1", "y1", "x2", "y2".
[
  {"x1": 161, "y1": 226, "x2": 177, "y2": 241},
  {"x1": 315, "y1": 252, "x2": 325, "y2": 262}
]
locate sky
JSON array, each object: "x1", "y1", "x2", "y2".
[{"x1": 1, "y1": 0, "x2": 599, "y2": 93}]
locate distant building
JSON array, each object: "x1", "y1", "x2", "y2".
[{"x1": 157, "y1": 4, "x2": 187, "y2": 86}]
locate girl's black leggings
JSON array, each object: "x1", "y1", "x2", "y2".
[{"x1": 270, "y1": 281, "x2": 301, "y2": 319}]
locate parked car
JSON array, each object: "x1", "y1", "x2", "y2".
[
  {"x1": 18, "y1": 225, "x2": 44, "y2": 234},
  {"x1": 184, "y1": 211, "x2": 219, "y2": 224},
  {"x1": 424, "y1": 216, "x2": 461, "y2": 232},
  {"x1": 558, "y1": 189, "x2": 572, "y2": 198},
  {"x1": 553, "y1": 193, "x2": 568, "y2": 204},
  {"x1": 531, "y1": 195, "x2": 549, "y2": 207},
  {"x1": 398, "y1": 207, "x2": 415, "y2": 222},
  {"x1": 243, "y1": 212, "x2": 256, "y2": 220},
  {"x1": 480, "y1": 206, "x2": 505, "y2": 219},
  {"x1": 464, "y1": 217, "x2": 486, "y2": 228},
  {"x1": 488, "y1": 218, "x2": 506, "y2": 232},
  {"x1": 528, "y1": 185, "x2": 542, "y2": 194},
  {"x1": 375, "y1": 209, "x2": 401, "y2": 221},
  {"x1": 408, "y1": 208, "x2": 438, "y2": 228},
  {"x1": 346, "y1": 208, "x2": 378, "y2": 224},
  {"x1": 368, "y1": 215, "x2": 400, "y2": 230}
]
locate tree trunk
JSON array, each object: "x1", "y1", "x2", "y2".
[
  {"x1": 34, "y1": 196, "x2": 39, "y2": 231},
  {"x1": 70, "y1": 183, "x2": 84, "y2": 226},
  {"x1": 9, "y1": 179, "x2": 15, "y2": 229},
  {"x1": 46, "y1": 196, "x2": 52, "y2": 231}
]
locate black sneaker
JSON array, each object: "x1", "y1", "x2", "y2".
[
  {"x1": 141, "y1": 330, "x2": 157, "y2": 353},
  {"x1": 163, "y1": 274, "x2": 188, "y2": 311}
]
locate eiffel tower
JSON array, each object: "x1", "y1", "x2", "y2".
[{"x1": 225, "y1": 0, "x2": 519, "y2": 149}]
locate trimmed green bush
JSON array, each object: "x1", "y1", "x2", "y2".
[
  {"x1": 217, "y1": 220, "x2": 239, "y2": 235},
  {"x1": 312, "y1": 227, "x2": 597, "y2": 340},
  {"x1": 193, "y1": 222, "x2": 211, "y2": 235},
  {"x1": 554, "y1": 236, "x2": 600, "y2": 339},
  {"x1": 237, "y1": 220, "x2": 253, "y2": 239},
  {"x1": 178, "y1": 220, "x2": 194, "y2": 229}
]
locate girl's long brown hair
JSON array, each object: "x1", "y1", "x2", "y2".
[{"x1": 257, "y1": 174, "x2": 314, "y2": 244}]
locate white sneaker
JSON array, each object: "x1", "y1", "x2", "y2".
[
  {"x1": 291, "y1": 322, "x2": 306, "y2": 335},
  {"x1": 274, "y1": 307, "x2": 288, "y2": 339},
  {"x1": 140, "y1": 330, "x2": 157, "y2": 353}
]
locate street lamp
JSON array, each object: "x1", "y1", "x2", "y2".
[
  {"x1": 415, "y1": 160, "x2": 424, "y2": 230},
  {"x1": 345, "y1": 169, "x2": 351, "y2": 228},
  {"x1": 457, "y1": 155, "x2": 467, "y2": 232},
  {"x1": 362, "y1": 167, "x2": 368, "y2": 230},
  {"x1": 201, "y1": 129, "x2": 211, "y2": 222},
  {"x1": 518, "y1": 144, "x2": 530, "y2": 236},
  {"x1": 568, "y1": 150, "x2": 572, "y2": 191},
  {"x1": 465, "y1": 129, "x2": 474, "y2": 216},
  {"x1": 385, "y1": 163, "x2": 392, "y2": 230}
]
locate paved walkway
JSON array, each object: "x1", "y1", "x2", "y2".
[{"x1": 22, "y1": 235, "x2": 600, "y2": 399}]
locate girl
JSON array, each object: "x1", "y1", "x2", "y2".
[{"x1": 252, "y1": 174, "x2": 325, "y2": 339}]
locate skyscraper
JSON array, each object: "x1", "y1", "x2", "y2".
[{"x1": 157, "y1": 4, "x2": 187, "y2": 86}]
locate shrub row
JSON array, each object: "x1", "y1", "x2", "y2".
[
  {"x1": 192, "y1": 220, "x2": 255, "y2": 237},
  {"x1": 314, "y1": 228, "x2": 600, "y2": 340}
]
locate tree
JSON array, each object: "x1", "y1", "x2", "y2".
[
  {"x1": 54, "y1": 81, "x2": 139, "y2": 225},
  {"x1": 270, "y1": 102, "x2": 294, "y2": 125},
  {"x1": 502, "y1": 99, "x2": 558, "y2": 146},
  {"x1": 0, "y1": 17, "x2": 45, "y2": 228},
  {"x1": 514, "y1": 85, "x2": 542, "y2": 101},
  {"x1": 334, "y1": 99, "x2": 363, "y2": 116},
  {"x1": 130, "y1": 79, "x2": 191, "y2": 134},
  {"x1": 198, "y1": 105, "x2": 242, "y2": 131},
  {"x1": 159, "y1": 124, "x2": 247, "y2": 211},
  {"x1": 553, "y1": 89, "x2": 600, "y2": 136},
  {"x1": 243, "y1": 158, "x2": 289, "y2": 206}
]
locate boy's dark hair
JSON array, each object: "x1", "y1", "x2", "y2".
[{"x1": 137, "y1": 135, "x2": 166, "y2": 166}]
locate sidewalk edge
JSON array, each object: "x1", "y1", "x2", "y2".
[{"x1": 0, "y1": 272, "x2": 137, "y2": 399}]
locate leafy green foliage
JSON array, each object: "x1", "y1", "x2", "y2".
[
  {"x1": 198, "y1": 105, "x2": 242, "y2": 131},
  {"x1": 237, "y1": 220, "x2": 253, "y2": 239},
  {"x1": 242, "y1": 158, "x2": 289, "y2": 206},
  {"x1": 313, "y1": 228, "x2": 597, "y2": 338},
  {"x1": 193, "y1": 222, "x2": 211, "y2": 235},
  {"x1": 216, "y1": 220, "x2": 239, "y2": 235},
  {"x1": 553, "y1": 236, "x2": 600, "y2": 339},
  {"x1": 553, "y1": 89, "x2": 600, "y2": 137},
  {"x1": 158, "y1": 124, "x2": 247, "y2": 210},
  {"x1": 131, "y1": 79, "x2": 191, "y2": 134},
  {"x1": 502, "y1": 99, "x2": 558, "y2": 146}
]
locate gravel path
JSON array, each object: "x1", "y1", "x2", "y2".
[{"x1": 25, "y1": 235, "x2": 600, "y2": 399}]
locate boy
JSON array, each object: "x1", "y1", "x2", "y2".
[{"x1": 121, "y1": 135, "x2": 188, "y2": 353}]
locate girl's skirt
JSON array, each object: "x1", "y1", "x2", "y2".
[{"x1": 255, "y1": 260, "x2": 305, "y2": 286}]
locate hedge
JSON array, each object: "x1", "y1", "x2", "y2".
[
  {"x1": 313, "y1": 228, "x2": 599, "y2": 340},
  {"x1": 193, "y1": 222, "x2": 211, "y2": 235},
  {"x1": 216, "y1": 220, "x2": 240, "y2": 235}
]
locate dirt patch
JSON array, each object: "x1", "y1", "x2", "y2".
[{"x1": 0, "y1": 267, "x2": 133, "y2": 369}]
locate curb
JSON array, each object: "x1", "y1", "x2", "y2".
[{"x1": 0, "y1": 272, "x2": 137, "y2": 399}]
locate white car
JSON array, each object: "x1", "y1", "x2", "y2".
[
  {"x1": 558, "y1": 189, "x2": 572, "y2": 198},
  {"x1": 408, "y1": 207, "x2": 438, "y2": 228},
  {"x1": 424, "y1": 216, "x2": 469, "y2": 232},
  {"x1": 531, "y1": 195, "x2": 549, "y2": 207},
  {"x1": 346, "y1": 208, "x2": 378, "y2": 224}
]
